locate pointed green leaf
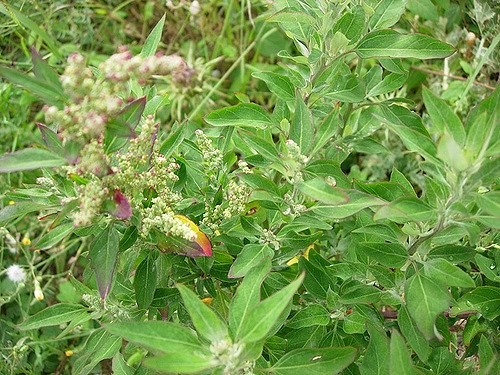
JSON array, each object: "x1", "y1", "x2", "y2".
[
  {"x1": 141, "y1": 14, "x2": 166, "y2": 57},
  {"x1": 357, "y1": 30, "x2": 454, "y2": 59},
  {"x1": 177, "y1": 284, "x2": 228, "y2": 342},
  {"x1": 144, "y1": 352, "x2": 213, "y2": 374},
  {"x1": 237, "y1": 273, "x2": 304, "y2": 343},
  {"x1": 270, "y1": 347, "x2": 357, "y2": 375},
  {"x1": 357, "y1": 242, "x2": 408, "y2": 268},
  {"x1": 19, "y1": 304, "x2": 88, "y2": 330},
  {"x1": 290, "y1": 93, "x2": 313, "y2": 153},
  {"x1": 89, "y1": 223, "x2": 120, "y2": 299},
  {"x1": 390, "y1": 330, "x2": 416, "y2": 375},
  {"x1": 423, "y1": 258, "x2": 475, "y2": 288},
  {"x1": 405, "y1": 273, "x2": 450, "y2": 339},
  {"x1": 229, "y1": 244, "x2": 274, "y2": 279},
  {"x1": 106, "y1": 321, "x2": 205, "y2": 354},
  {"x1": 205, "y1": 103, "x2": 274, "y2": 129},
  {"x1": 229, "y1": 259, "x2": 272, "y2": 337},
  {"x1": 298, "y1": 178, "x2": 349, "y2": 205},
  {"x1": 253, "y1": 71, "x2": 295, "y2": 101},
  {"x1": 369, "y1": 0, "x2": 407, "y2": 30},
  {"x1": 0, "y1": 148, "x2": 67, "y2": 173}
]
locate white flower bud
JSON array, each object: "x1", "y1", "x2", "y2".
[
  {"x1": 190, "y1": 0, "x2": 201, "y2": 15},
  {"x1": 6, "y1": 264, "x2": 26, "y2": 283},
  {"x1": 34, "y1": 279, "x2": 44, "y2": 301}
]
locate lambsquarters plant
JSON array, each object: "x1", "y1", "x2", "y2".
[{"x1": 1, "y1": 1, "x2": 498, "y2": 374}]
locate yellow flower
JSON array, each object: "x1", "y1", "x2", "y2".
[
  {"x1": 201, "y1": 297, "x2": 213, "y2": 305},
  {"x1": 287, "y1": 244, "x2": 313, "y2": 266},
  {"x1": 8, "y1": 200, "x2": 15, "y2": 205},
  {"x1": 65, "y1": 350, "x2": 74, "y2": 357},
  {"x1": 21, "y1": 237, "x2": 31, "y2": 246}
]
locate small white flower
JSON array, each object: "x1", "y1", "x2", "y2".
[
  {"x1": 34, "y1": 279, "x2": 44, "y2": 301},
  {"x1": 190, "y1": 0, "x2": 201, "y2": 15},
  {"x1": 6, "y1": 264, "x2": 26, "y2": 283}
]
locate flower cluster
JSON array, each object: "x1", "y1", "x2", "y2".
[
  {"x1": 141, "y1": 198, "x2": 196, "y2": 241},
  {"x1": 283, "y1": 140, "x2": 309, "y2": 183},
  {"x1": 44, "y1": 48, "x2": 188, "y2": 157},
  {"x1": 209, "y1": 339, "x2": 253, "y2": 375},
  {"x1": 283, "y1": 192, "x2": 306, "y2": 217},
  {"x1": 41, "y1": 49, "x2": 191, "y2": 228},
  {"x1": 202, "y1": 179, "x2": 251, "y2": 231},
  {"x1": 195, "y1": 129, "x2": 223, "y2": 186},
  {"x1": 73, "y1": 179, "x2": 108, "y2": 227},
  {"x1": 259, "y1": 228, "x2": 280, "y2": 250}
]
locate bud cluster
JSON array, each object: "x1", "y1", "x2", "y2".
[
  {"x1": 202, "y1": 179, "x2": 251, "y2": 231},
  {"x1": 283, "y1": 140, "x2": 309, "y2": 183}
]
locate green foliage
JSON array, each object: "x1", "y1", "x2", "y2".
[{"x1": 1, "y1": 0, "x2": 499, "y2": 374}]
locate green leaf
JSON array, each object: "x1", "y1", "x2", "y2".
[
  {"x1": 267, "y1": 11, "x2": 315, "y2": 43},
  {"x1": 89, "y1": 223, "x2": 120, "y2": 299},
  {"x1": 205, "y1": 103, "x2": 274, "y2": 129},
  {"x1": 377, "y1": 105, "x2": 438, "y2": 162},
  {"x1": 270, "y1": 346, "x2": 357, "y2": 375},
  {"x1": 478, "y1": 335, "x2": 499, "y2": 375},
  {"x1": 356, "y1": 30, "x2": 454, "y2": 59},
  {"x1": 398, "y1": 305, "x2": 431, "y2": 362},
  {"x1": 73, "y1": 329, "x2": 121, "y2": 375},
  {"x1": 390, "y1": 330, "x2": 416, "y2": 375},
  {"x1": 405, "y1": 273, "x2": 450, "y2": 339},
  {"x1": 141, "y1": 14, "x2": 166, "y2": 57},
  {"x1": 369, "y1": 0, "x2": 407, "y2": 30},
  {"x1": 0, "y1": 148, "x2": 67, "y2": 173},
  {"x1": 298, "y1": 178, "x2": 349, "y2": 205},
  {"x1": 134, "y1": 255, "x2": 158, "y2": 309},
  {"x1": 390, "y1": 168, "x2": 416, "y2": 196},
  {"x1": 312, "y1": 190, "x2": 385, "y2": 219},
  {"x1": 177, "y1": 284, "x2": 228, "y2": 342},
  {"x1": 253, "y1": 71, "x2": 295, "y2": 101},
  {"x1": 105, "y1": 97, "x2": 147, "y2": 147},
  {"x1": 0, "y1": 66, "x2": 64, "y2": 107},
  {"x1": 229, "y1": 259, "x2": 272, "y2": 337},
  {"x1": 360, "y1": 324, "x2": 389, "y2": 375},
  {"x1": 340, "y1": 283, "x2": 382, "y2": 304},
  {"x1": 290, "y1": 93, "x2": 313, "y2": 154},
  {"x1": 422, "y1": 87, "x2": 466, "y2": 146},
  {"x1": 19, "y1": 304, "x2": 88, "y2": 330},
  {"x1": 159, "y1": 124, "x2": 185, "y2": 158},
  {"x1": 474, "y1": 254, "x2": 500, "y2": 282},
  {"x1": 106, "y1": 321, "x2": 205, "y2": 354},
  {"x1": 458, "y1": 287, "x2": 500, "y2": 320},
  {"x1": 374, "y1": 197, "x2": 436, "y2": 223},
  {"x1": 357, "y1": 242, "x2": 408, "y2": 268},
  {"x1": 475, "y1": 191, "x2": 500, "y2": 217},
  {"x1": 37, "y1": 123, "x2": 64, "y2": 155},
  {"x1": 229, "y1": 244, "x2": 274, "y2": 279},
  {"x1": 0, "y1": 201, "x2": 47, "y2": 226},
  {"x1": 427, "y1": 244, "x2": 475, "y2": 264},
  {"x1": 310, "y1": 107, "x2": 341, "y2": 156},
  {"x1": 112, "y1": 353, "x2": 134, "y2": 375},
  {"x1": 144, "y1": 352, "x2": 213, "y2": 374},
  {"x1": 299, "y1": 257, "x2": 335, "y2": 299},
  {"x1": 31, "y1": 48, "x2": 64, "y2": 95},
  {"x1": 286, "y1": 304, "x2": 330, "y2": 329},
  {"x1": 423, "y1": 258, "x2": 475, "y2": 288},
  {"x1": 237, "y1": 273, "x2": 304, "y2": 343},
  {"x1": 239, "y1": 131, "x2": 280, "y2": 162},
  {"x1": 406, "y1": 0, "x2": 438, "y2": 21},
  {"x1": 35, "y1": 222, "x2": 74, "y2": 250},
  {"x1": 367, "y1": 73, "x2": 407, "y2": 97},
  {"x1": 331, "y1": 5, "x2": 365, "y2": 43}
]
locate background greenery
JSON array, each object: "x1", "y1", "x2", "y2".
[{"x1": 0, "y1": 0, "x2": 498, "y2": 374}]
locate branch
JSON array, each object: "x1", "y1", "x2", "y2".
[{"x1": 411, "y1": 66, "x2": 496, "y2": 90}]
